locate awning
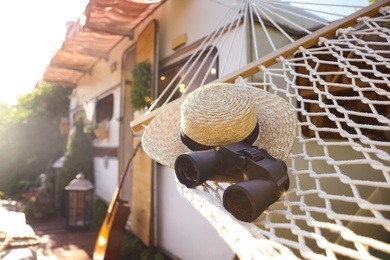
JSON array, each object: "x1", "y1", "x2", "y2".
[{"x1": 43, "y1": 0, "x2": 165, "y2": 87}]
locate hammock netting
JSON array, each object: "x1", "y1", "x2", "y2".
[
  {"x1": 177, "y1": 7, "x2": 390, "y2": 260},
  {"x1": 139, "y1": 2, "x2": 390, "y2": 259}
]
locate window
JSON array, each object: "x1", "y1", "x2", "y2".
[
  {"x1": 157, "y1": 46, "x2": 219, "y2": 106},
  {"x1": 96, "y1": 94, "x2": 114, "y2": 124}
]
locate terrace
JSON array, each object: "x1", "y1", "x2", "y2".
[{"x1": 0, "y1": 200, "x2": 97, "y2": 260}]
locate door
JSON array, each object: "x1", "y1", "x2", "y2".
[{"x1": 119, "y1": 20, "x2": 158, "y2": 247}]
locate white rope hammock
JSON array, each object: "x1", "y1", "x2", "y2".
[{"x1": 133, "y1": 1, "x2": 390, "y2": 259}]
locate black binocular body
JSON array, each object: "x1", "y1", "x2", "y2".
[{"x1": 174, "y1": 142, "x2": 289, "y2": 222}]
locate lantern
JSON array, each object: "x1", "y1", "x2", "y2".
[{"x1": 65, "y1": 173, "x2": 94, "y2": 229}]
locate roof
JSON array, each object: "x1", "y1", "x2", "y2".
[{"x1": 43, "y1": 0, "x2": 165, "y2": 87}]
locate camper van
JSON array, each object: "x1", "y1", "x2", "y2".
[{"x1": 44, "y1": 0, "x2": 390, "y2": 259}]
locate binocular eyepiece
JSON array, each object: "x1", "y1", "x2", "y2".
[{"x1": 174, "y1": 142, "x2": 289, "y2": 222}]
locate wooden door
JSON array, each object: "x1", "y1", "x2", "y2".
[{"x1": 131, "y1": 20, "x2": 158, "y2": 246}]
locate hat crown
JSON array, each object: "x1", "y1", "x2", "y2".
[{"x1": 180, "y1": 83, "x2": 257, "y2": 147}]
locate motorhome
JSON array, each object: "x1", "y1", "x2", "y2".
[{"x1": 44, "y1": 0, "x2": 390, "y2": 259}]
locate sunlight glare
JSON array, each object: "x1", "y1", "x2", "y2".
[{"x1": 0, "y1": 0, "x2": 89, "y2": 105}]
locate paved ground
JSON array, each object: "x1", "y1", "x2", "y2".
[{"x1": 27, "y1": 217, "x2": 98, "y2": 260}]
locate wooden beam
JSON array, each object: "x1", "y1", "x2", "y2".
[
  {"x1": 130, "y1": 95, "x2": 184, "y2": 132},
  {"x1": 130, "y1": 0, "x2": 390, "y2": 133}
]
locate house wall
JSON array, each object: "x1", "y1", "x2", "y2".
[
  {"x1": 72, "y1": 37, "x2": 133, "y2": 203},
  {"x1": 157, "y1": 165, "x2": 235, "y2": 260},
  {"x1": 150, "y1": 0, "x2": 237, "y2": 62}
]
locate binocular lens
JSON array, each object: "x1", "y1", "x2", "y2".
[
  {"x1": 176, "y1": 156, "x2": 198, "y2": 186},
  {"x1": 175, "y1": 151, "x2": 221, "y2": 188},
  {"x1": 223, "y1": 179, "x2": 281, "y2": 222},
  {"x1": 224, "y1": 189, "x2": 253, "y2": 221}
]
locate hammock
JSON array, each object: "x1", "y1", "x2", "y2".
[{"x1": 132, "y1": 1, "x2": 390, "y2": 259}]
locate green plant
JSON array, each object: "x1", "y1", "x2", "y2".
[
  {"x1": 0, "y1": 82, "x2": 70, "y2": 196},
  {"x1": 90, "y1": 196, "x2": 108, "y2": 231},
  {"x1": 84, "y1": 123, "x2": 98, "y2": 133},
  {"x1": 84, "y1": 123, "x2": 98, "y2": 141},
  {"x1": 89, "y1": 196, "x2": 168, "y2": 259},
  {"x1": 22, "y1": 174, "x2": 55, "y2": 219},
  {"x1": 119, "y1": 230, "x2": 166, "y2": 260},
  {"x1": 55, "y1": 117, "x2": 94, "y2": 214},
  {"x1": 22, "y1": 189, "x2": 55, "y2": 219},
  {"x1": 131, "y1": 61, "x2": 152, "y2": 111}
]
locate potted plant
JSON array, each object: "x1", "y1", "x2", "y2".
[{"x1": 131, "y1": 61, "x2": 152, "y2": 111}]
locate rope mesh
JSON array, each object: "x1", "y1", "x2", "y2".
[{"x1": 175, "y1": 7, "x2": 390, "y2": 260}]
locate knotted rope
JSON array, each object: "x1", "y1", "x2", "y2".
[{"x1": 0, "y1": 231, "x2": 40, "y2": 253}]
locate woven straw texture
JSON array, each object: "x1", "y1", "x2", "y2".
[
  {"x1": 142, "y1": 81, "x2": 297, "y2": 182},
  {"x1": 181, "y1": 83, "x2": 258, "y2": 147}
]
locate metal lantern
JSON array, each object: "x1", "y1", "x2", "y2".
[{"x1": 65, "y1": 173, "x2": 94, "y2": 229}]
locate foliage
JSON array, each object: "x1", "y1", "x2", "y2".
[
  {"x1": 22, "y1": 174, "x2": 55, "y2": 219},
  {"x1": 90, "y1": 196, "x2": 108, "y2": 231},
  {"x1": 119, "y1": 230, "x2": 167, "y2": 260},
  {"x1": 90, "y1": 196, "x2": 169, "y2": 260},
  {"x1": 84, "y1": 123, "x2": 98, "y2": 141},
  {"x1": 13, "y1": 81, "x2": 71, "y2": 123},
  {"x1": 0, "y1": 82, "x2": 71, "y2": 196},
  {"x1": 55, "y1": 117, "x2": 94, "y2": 211},
  {"x1": 131, "y1": 61, "x2": 152, "y2": 111}
]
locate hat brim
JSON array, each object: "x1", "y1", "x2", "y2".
[{"x1": 142, "y1": 84, "x2": 297, "y2": 182}]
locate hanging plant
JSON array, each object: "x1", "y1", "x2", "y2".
[{"x1": 131, "y1": 61, "x2": 152, "y2": 111}]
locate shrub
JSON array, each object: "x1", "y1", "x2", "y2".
[
  {"x1": 90, "y1": 196, "x2": 108, "y2": 231},
  {"x1": 55, "y1": 118, "x2": 93, "y2": 214},
  {"x1": 119, "y1": 230, "x2": 166, "y2": 260}
]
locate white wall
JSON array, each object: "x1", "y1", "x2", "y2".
[
  {"x1": 156, "y1": 165, "x2": 235, "y2": 260},
  {"x1": 82, "y1": 87, "x2": 122, "y2": 203},
  {"x1": 150, "y1": 0, "x2": 237, "y2": 61},
  {"x1": 76, "y1": 38, "x2": 132, "y2": 105},
  {"x1": 94, "y1": 157, "x2": 119, "y2": 203}
]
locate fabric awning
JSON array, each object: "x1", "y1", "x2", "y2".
[{"x1": 43, "y1": 0, "x2": 165, "y2": 87}]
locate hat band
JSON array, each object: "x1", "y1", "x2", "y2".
[{"x1": 180, "y1": 123, "x2": 259, "y2": 151}]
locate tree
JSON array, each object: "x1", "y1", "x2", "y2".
[
  {"x1": 0, "y1": 102, "x2": 16, "y2": 188},
  {"x1": 0, "y1": 82, "x2": 71, "y2": 196},
  {"x1": 55, "y1": 117, "x2": 94, "y2": 212}
]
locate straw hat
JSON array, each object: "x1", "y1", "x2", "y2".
[{"x1": 142, "y1": 80, "x2": 297, "y2": 182}]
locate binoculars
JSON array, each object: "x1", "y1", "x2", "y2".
[{"x1": 174, "y1": 142, "x2": 289, "y2": 222}]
